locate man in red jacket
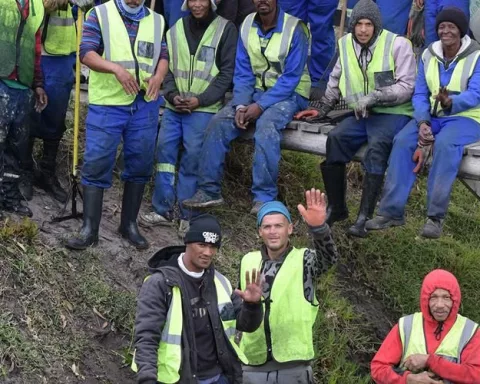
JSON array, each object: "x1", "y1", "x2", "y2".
[{"x1": 371, "y1": 269, "x2": 480, "y2": 384}]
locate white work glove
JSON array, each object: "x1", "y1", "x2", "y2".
[
  {"x1": 354, "y1": 93, "x2": 378, "y2": 119},
  {"x1": 69, "y1": 0, "x2": 95, "y2": 10}
]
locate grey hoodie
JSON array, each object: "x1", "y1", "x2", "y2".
[
  {"x1": 316, "y1": 0, "x2": 415, "y2": 110},
  {"x1": 133, "y1": 246, "x2": 263, "y2": 384}
]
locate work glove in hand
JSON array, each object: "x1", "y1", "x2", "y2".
[
  {"x1": 70, "y1": 0, "x2": 95, "y2": 10},
  {"x1": 418, "y1": 122, "x2": 435, "y2": 146},
  {"x1": 295, "y1": 100, "x2": 332, "y2": 122},
  {"x1": 413, "y1": 144, "x2": 433, "y2": 174},
  {"x1": 354, "y1": 93, "x2": 378, "y2": 119}
]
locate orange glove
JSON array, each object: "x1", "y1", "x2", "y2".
[{"x1": 413, "y1": 145, "x2": 433, "y2": 174}]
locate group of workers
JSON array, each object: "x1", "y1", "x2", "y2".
[
  {"x1": 3, "y1": 0, "x2": 480, "y2": 382},
  {"x1": 133, "y1": 190, "x2": 480, "y2": 384},
  {"x1": 1, "y1": 0, "x2": 478, "y2": 245}
]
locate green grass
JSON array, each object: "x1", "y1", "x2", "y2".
[
  {"x1": 348, "y1": 177, "x2": 480, "y2": 320},
  {"x1": 3, "y1": 138, "x2": 480, "y2": 383},
  {"x1": 218, "y1": 145, "x2": 480, "y2": 383}
]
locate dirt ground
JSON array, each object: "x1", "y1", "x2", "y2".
[{"x1": 4, "y1": 180, "x2": 181, "y2": 384}]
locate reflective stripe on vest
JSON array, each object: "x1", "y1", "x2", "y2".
[
  {"x1": 398, "y1": 312, "x2": 478, "y2": 380},
  {"x1": 214, "y1": 271, "x2": 249, "y2": 364},
  {"x1": 240, "y1": 12, "x2": 311, "y2": 99},
  {"x1": 166, "y1": 16, "x2": 228, "y2": 113},
  {"x1": 43, "y1": 4, "x2": 77, "y2": 55},
  {"x1": 131, "y1": 271, "x2": 247, "y2": 382},
  {"x1": 88, "y1": 2, "x2": 165, "y2": 105},
  {"x1": 239, "y1": 247, "x2": 318, "y2": 365},
  {"x1": 338, "y1": 30, "x2": 413, "y2": 117},
  {"x1": 0, "y1": 0, "x2": 45, "y2": 87},
  {"x1": 423, "y1": 49, "x2": 480, "y2": 123}
]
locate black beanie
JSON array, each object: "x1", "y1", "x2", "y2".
[
  {"x1": 436, "y1": 7, "x2": 469, "y2": 38},
  {"x1": 184, "y1": 214, "x2": 222, "y2": 248}
]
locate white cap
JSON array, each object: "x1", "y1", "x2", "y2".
[{"x1": 181, "y1": 0, "x2": 217, "y2": 12}]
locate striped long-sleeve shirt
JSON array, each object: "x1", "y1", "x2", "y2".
[{"x1": 80, "y1": 2, "x2": 168, "y2": 63}]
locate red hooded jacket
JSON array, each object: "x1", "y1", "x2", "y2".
[{"x1": 371, "y1": 269, "x2": 480, "y2": 384}]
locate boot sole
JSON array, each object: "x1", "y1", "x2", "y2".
[
  {"x1": 420, "y1": 229, "x2": 442, "y2": 239},
  {"x1": 64, "y1": 240, "x2": 98, "y2": 251},
  {"x1": 365, "y1": 219, "x2": 405, "y2": 231},
  {"x1": 347, "y1": 226, "x2": 368, "y2": 238},
  {"x1": 121, "y1": 234, "x2": 149, "y2": 250},
  {"x1": 118, "y1": 230, "x2": 149, "y2": 250},
  {"x1": 182, "y1": 199, "x2": 225, "y2": 209},
  {"x1": 138, "y1": 219, "x2": 174, "y2": 228}
]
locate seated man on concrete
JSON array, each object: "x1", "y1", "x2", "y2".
[
  {"x1": 367, "y1": 8, "x2": 480, "y2": 239},
  {"x1": 183, "y1": 0, "x2": 310, "y2": 214},
  {"x1": 139, "y1": 0, "x2": 237, "y2": 237},
  {"x1": 296, "y1": 0, "x2": 415, "y2": 237}
]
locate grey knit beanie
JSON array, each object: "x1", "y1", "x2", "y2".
[{"x1": 349, "y1": 0, "x2": 382, "y2": 44}]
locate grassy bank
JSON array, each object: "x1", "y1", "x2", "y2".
[{"x1": 1, "y1": 141, "x2": 480, "y2": 383}]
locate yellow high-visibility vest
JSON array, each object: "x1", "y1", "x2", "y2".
[
  {"x1": 338, "y1": 30, "x2": 413, "y2": 116},
  {"x1": 0, "y1": 0, "x2": 45, "y2": 87},
  {"x1": 43, "y1": 4, "x2": 76, "y2": 55},
  {"x1": 398, "y1": 312, "x2": 478, "y2": 379},
  {"x1": 88, "y1": 1, "x2": 165, "y2": 105},
  {"x1": 132, "y1": 271, "x2": 248, "y2": 383},
  {"x1": 240, "y1": 12, "x2": 311, "y2": 99},
  {"x1": 423, "y1": 48, "x2": 480, "y2": 123},
  {"x1": 239, "y1": 247, "x2": 318, "y2": 365},
  {"x1": 166, "y1": 16, "x2": 229, "y2": 113}
]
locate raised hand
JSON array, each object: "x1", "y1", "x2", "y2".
[
  {"x1": 297, "y1": 188, "x2": 327, "y2": 227},
  {"x1": 234, "y1": 269, "x2": 263, "y2": 303}
]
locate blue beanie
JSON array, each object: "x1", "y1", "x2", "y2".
[{"x1": 257, "y1": 201, "x2": 292, "y2": 227}]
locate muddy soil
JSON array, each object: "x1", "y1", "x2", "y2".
[{"x1": 6, "y1": 181, "x2": 181, "y2": 384}]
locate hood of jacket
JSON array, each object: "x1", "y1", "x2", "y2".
[
  {"x1": 349, "y1": 0, "x2": 382, "y2": 47},
  {"x1": 428, "y1": 35, "x2": 480, "y2": 65},
  {"x1": 147, "y1": 245, "x2": 217, "y2": 284},
  {"x1": 420, "y1": 269, "x2": 461, "y2": 327}
]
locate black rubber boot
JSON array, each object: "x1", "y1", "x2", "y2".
[
  {"x1": 320, "y1": 162, "x2": 349, "y2": 226},
  {"x1": 348, "y1": 173, "x2": 384, "y2": 238},
  {"x1": 19, "y1": 136, "x2": 36, "y2": 201},
  {"x1": 36, "y1": 139, "x2": 68, "y2": 203},
  {"x1": 65, "y1": 186, "x2": 104, "y2": 250},
  {"x1": 2, "y1": 176, "x2": 32, "y2": 217},
  {"x1": 118, "y1": 182, "x2": 149, "y2": 250}
]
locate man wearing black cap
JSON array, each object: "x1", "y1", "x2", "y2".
[
  {"x1": 133, "y1": 214, "x2": 264, "y2": 384},
  {"x1": 367, "y1": 7, "x2": 480, "y2": 239},
  {"x1": 295, "y1": 0, "x2": 416, "y2": 238}
]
